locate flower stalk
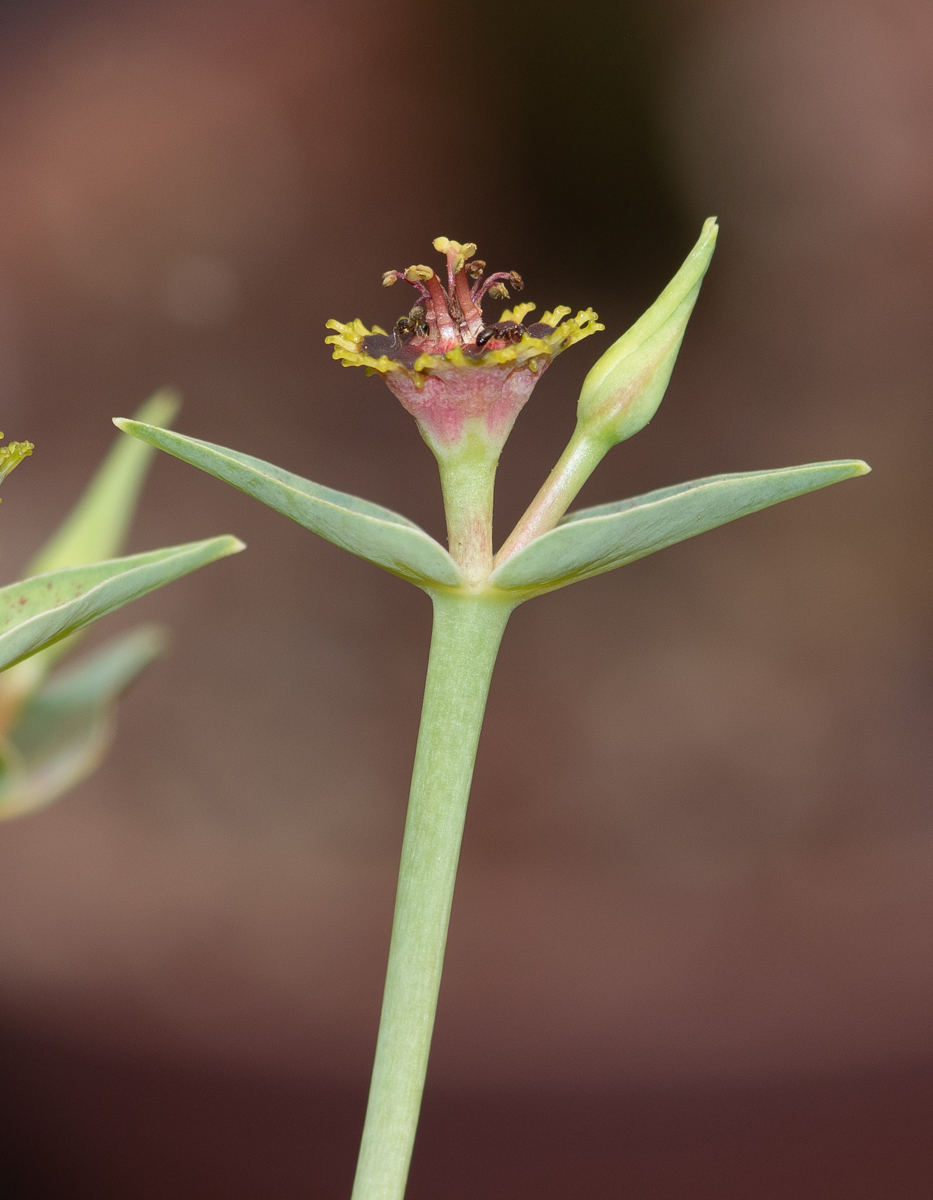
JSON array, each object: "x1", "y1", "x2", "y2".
[{"x1": 494, "y1": 420, "x2": 609, "y2": 564}]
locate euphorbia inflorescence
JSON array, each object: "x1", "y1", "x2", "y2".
[
  {"x1": 326, "y1": 236, "x2": 601, "y2": 455},
  {"x1": 327, "y1": 237, "x2": 603, "y2": 582}
]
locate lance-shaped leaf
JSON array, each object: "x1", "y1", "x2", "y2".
[
  {"x1": 28, "y1": 390, "x2": 179, "y2": 575},
  {"x1": 576, "y1": 218, "x2": 718, "y2": 446},
  {"x1": 489, "y1": 460, "x2": 870, "y2": 594},
  {"x1": 0, "y1": 627, "x2": 165, "y2": 820},
  {"x1": 0, "y1": 536, "x2": 243, "y2": 673},
  {"x1": 113, "y1": 420, "x2": 464, "y2": 588}
]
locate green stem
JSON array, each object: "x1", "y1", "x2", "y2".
[
  {"x1": 494, "y1": 423, "x2": 609, "y2": 567},
  {"x1": 435, "y1": 440, "x2": 498, "y2": 585},
  {"x1": 351, "y1": 591, "x2": 514, "y2": 1200}
]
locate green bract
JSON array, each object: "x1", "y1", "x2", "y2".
[
  {"x1": 116, "y1": 418, "x2": 869, "y2": 603},
  {"x1": 113, "y1": 421, "x2": 463, "y2": 588},
  {"x1": 489, "y1": 460, "x2": 869, "y2": 595}
]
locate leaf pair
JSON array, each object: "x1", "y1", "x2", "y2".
[
  {"x1": 0, "y1": 392, "x2": 243, "y2": 818},
  {"x1": 115, "y1": 421, "x2": 868, "y2": 598}
]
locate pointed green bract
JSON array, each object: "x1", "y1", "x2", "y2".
[
  {"x1": 114, "y1": 420, "x2": 464, "y2": 589},
  {"x1": 29, "y1": 390, "x2": 180, "y2": 576},
  {"x1": 0, "y1": 626, "x2": 165, "y2": 819},
  {"x1": 489, "y1": 460, "x2": 870, "y2": 594},
  {"x1": 576, "y1": 218, "x2": 718, "y2": 446},
  {"x1": 0, "y1": 536, "x2": 243, "y2": 673}
]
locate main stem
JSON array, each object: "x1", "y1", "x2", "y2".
[{"x1": 351, "y1": 591, "x2": 514, "y2": 1200}]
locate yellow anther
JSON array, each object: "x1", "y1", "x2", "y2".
[
  {"x1": 382, "y1": 271, "x2": 398, "y2": 287},
  {"x1": 404, "y1": 265, "x2": 435, "y2": 282},
  {"x1": 433, "y1": 237, "x2": 451, "y2": 253},
  {"x1": 452, "y1": 242, "x2": 477, "y2": 273}
]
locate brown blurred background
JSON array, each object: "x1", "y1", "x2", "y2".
[{"x1": 0, "y1": 0, "x2": 930, "y2": 1194}]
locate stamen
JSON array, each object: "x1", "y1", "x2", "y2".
[
  {"x1": 453, "y1": 242, "x2": 477, "y2": 275},
  {"x1": 413, "y1": 265, "x2": 457, "y2": 348},
  {"x1": 474, "y1": 271, "x2": 516, "y2": 305},
  {"x1": 393, "y1": 265, "x2": 434, "y2": 312},
  {"x1": 434, "y1": 236, "x2": 484, "y2": 339}
]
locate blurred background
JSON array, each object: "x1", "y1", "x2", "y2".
[{"x1": 0, "y1": 0, "x2": 929, "y2": 1194}]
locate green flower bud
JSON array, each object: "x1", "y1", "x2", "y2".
[{"x1": 576, "y1": 218, "x2": 718, "y2": 445}]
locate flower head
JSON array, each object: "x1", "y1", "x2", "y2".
[
  {"x1": 0, "y1": 437, "x2": 32, "y2": 487},
  {"x1": 326, "y1": 238, "x2": 602, "y2": 456}
]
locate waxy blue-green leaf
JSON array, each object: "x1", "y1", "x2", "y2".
[
  {"x1": 489, "y1": 460, "x2": 870, "y2": 594},
  {"x1": 0, "y1": 536, "x2": 243, "y2": 673},
  {"x1": 114, "y1": 420, "x2": 464, "y2": 588},
  {"x1": 0, "y1": 627, "x2": 165, "y2": 819}
]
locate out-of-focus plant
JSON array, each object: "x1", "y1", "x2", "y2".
[
  {"x1": 118, "y1": 222, "x2": 869, "y2": 1200},
  {"x1": 0, "y1": 392, "x2": 244, "y2": 820}
]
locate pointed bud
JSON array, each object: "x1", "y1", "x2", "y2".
[{"x1": 576, "y1": 218, "x2": 718, "y2": 445}]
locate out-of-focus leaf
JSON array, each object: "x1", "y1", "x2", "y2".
[
  {"x1": 489, "y1": 460, "x2": 870, "y2": 594},
  {"x1": 0, "y1": 392, "x2": 180, "y2": 702},
  {"x1": 0, "y1": 626, "x2": 165, "y2": 819},
  {"x1": 29, "y1": 390, "x2": 179, "y2": 575},
  {"x1": 114, "y1": 420, "x2": 464, "y2": 588},
  {"x1": 0, "y1": 536, "x2": 243, "y2": 673}
]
